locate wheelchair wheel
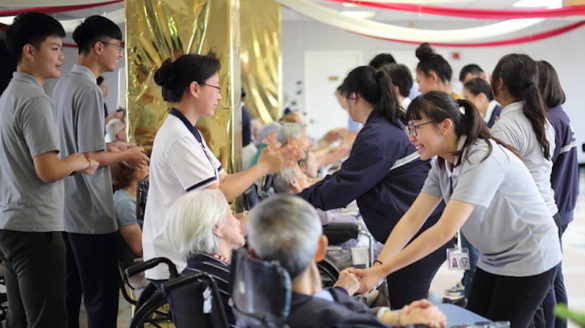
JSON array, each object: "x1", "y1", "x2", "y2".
[
  {"x1": 317, "y1": 257, "x2": 340, "y2": 288},
  {"x1": 128, "y1": 290, "x2": 172, "y2": 328}
]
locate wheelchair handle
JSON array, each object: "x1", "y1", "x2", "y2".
[
  {"x1": 125, "y1": 257, "x2": 179, "y2": 279},
  {"x1": 162, "y1": 272, "x2": 212, "y2": 294},
  {"x1": 322, "y1": 222, "x2": 360, "y2": 245}
]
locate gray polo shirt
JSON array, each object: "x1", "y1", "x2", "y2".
[
  {"x1": 491, "y1": 101, "x2": 558, "y2": 216},
  {"x1": 52, "y1": 64, "x2": 116, "y2": 234},
  {"x1": 0, "y1": 72, "x2": 64, "y2": 231},
  {"x1": 421, "y1": 138, "x2": 561, "y2": 277}
]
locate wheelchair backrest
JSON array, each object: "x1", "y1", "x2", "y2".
[{"x1": 230, "y1": 248, "x2": 292, "y2": 327}]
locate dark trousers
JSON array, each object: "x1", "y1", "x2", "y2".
[
  {"x1": 461, "y1": 232, "x2": 479, "y2": 299},
  {"x1": 0, "y1": 230, "x2": 67, "y2": 328},
  {"x1": 534, "y1": 220, "x2": 568, "y2": 328},
  {"x1": 467, "y1": 266, "x2": 557, "y2": 328},
  {"x1": 386, "y1": 239, "x2": 452, "y2": 309},
  {"x1": 64, "y1": 232, "x2": 120, "y2": 328}
]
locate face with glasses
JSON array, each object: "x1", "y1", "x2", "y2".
[
  {"x1": 405, "y1": 114, "x2": 442, "y2": 160},
  {"x1": 195, "y1": 73, "x2": 222, "y2": 117},
  {"x1": 96, "y1": 38, "x2": 123, "y2": 72}
]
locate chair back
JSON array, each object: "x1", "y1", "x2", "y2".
[
  {"x1": 230, "y1": 248, "x2": 292, "y2": 327},
  {"x1": 163, "y1": 272, "x2": 230, "y2": 328}
]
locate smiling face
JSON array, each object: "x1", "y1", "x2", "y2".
[
  {"x1": 97, "y1": 38, "x2": 123, "y2": 73},
  {"x1": 196, "y1": 72, "x2": 222, "y2": 118},
  {"x1": 218, "y1": 209, "x2": 246, "y2": 250},
  {"x1": 407, "y1": 113, "x2": 442, "y2": 161},
  {"x1": 27, "y1": 35, "x2": 64, "y2": 83}
]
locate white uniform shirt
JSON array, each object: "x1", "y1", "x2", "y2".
[
  {"x1": 143, "y1": 109, "x2": 223, "y2": 279},
  {"x1": 491, "y1": 101, "x2": 558, "y2": 216},
  {"x1": 422, "y1": 138, "x2": 561, "y2": 277}
]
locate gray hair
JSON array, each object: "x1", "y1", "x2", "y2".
[
  {"x1": 277, "y1": 123, "x2": 305, "y2": 146},
  {"x1": 105, "y1": 118, "x2": 124, "y2": 142},
  {"x1": 272, "y1": 167, "x2": 298, "y2": 194},
  {"x1": 164, "y1": 189, "x2": 228, "y2": 260},
  {"x1": 247, "y1": 194, "x2": 322, "y2": 279},
  {"x1": 258, "y1": 122, "x2": 282, "y2": 140}
]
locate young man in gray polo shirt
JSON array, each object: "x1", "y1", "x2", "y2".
[
  {"x1": 52, "y1": 15, "x2": 149, "y2": 328},
  {"x1": 0, "y1": 12, "x2": 98, "y2": 328}
]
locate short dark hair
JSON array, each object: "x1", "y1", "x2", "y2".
[
  {"x1": 96, "y1": 76, "x2": 105, "y2": 85},
  {"x1": 369, "y1": 53, "x2": 396, "y2": 69},
  {"x1": 464, "y1": 77, "x2": 493, "y2": 101},
  {"x1": 154, "y1": 54, "x2": 221, "y2": 102},
  {"x1": 459, "y1": 64, "x2": 484, "y2": 82},
  {"x1": 537, "y1": 60, "x2": 566, "y2": 108},
  {"x1": 379, "y1": 63, "x2": 413, "y2": 98},
  {"x1": 72, "y1": 15, "x2": 122, "y2": 55},
  {"x1": 6, "y1": 12, "x2": 65, "y2": 63},
  {"x1": 415, "y1": 43, "x2": 452, "y2": 83}
]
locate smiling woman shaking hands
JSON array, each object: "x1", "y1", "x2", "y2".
[
  {"x1": 350, "y1": 91, "x2": 561, "y2": 328},
  {"x1": 143, "y1": 54, "x2": 302, "y2": 280}
]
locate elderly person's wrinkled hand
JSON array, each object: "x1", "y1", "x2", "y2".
[
  {"x1": 397, "y1": 300, "x2": 447, "y2": 328},
  {"x1": 333, "y1": 269, "x2": 361, "y2": 296}
]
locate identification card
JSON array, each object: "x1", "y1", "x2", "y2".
[{"x1": 446, "y1": 247, "x2": 470, "y2": 270}]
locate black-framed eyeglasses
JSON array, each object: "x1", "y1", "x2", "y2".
[
  {"x1": 98, "y1": 40, "x2": 124, "y2": 52},
  {"x1": 404, "y1": 120, "x2": 435, "y2": 137},
  {"x1": 201, "y1": 83, "x2": 221, "y2": 91}
]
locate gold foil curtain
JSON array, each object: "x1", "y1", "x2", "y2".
[
  {"x1": 240, "y1": 0, "x2": 282, "y2": 123},
  {"x1": 126, "y1": 0, "x2": 240, "y2": 172}
]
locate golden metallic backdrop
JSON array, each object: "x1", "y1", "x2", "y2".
[
  {"x1": 126, "y1": 0, "x2": 241, "y2": 172},
  {"x1": 240, "y1": 0, "x2": 282, "y2": 123}
]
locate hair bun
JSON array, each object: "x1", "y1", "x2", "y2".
[
  {"x1": 154, "y1": 58, "x2": 176, "y2": 87},
  {"x1": 415, "y1": 42, "x2": 436, "y2": 61}
]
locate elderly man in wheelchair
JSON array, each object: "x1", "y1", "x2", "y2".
[{"x1": 243, "y1": 194, "x2": 447, "y2": 328}]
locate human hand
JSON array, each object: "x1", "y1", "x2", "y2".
[
  {"x1": 66, "y1": 153, "x2": 92, "y2": 172},
  {"x1": 80, "y1": 159, "x2": 100, "y2": 176},
  {"x1": 258, "y1": 143, "x2": 304, "y2": 174},
  {"x1": 347, "y1": 265, "x2": 386, "y2": 294},
  {"x1": 333, "y1": 269, "x2": 361, "y2": 296},
  {"x1": 125, "y1": 146, "x2": 149, "y2": 169},
  {"x1": 398, "y1": 301, "x2": 446, "y2": 328}
]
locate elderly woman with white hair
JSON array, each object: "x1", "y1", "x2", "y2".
[{"x1": 163, "y1": 189, "x2": 245, "y2": 326}]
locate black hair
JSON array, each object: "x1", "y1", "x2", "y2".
[
  {"x1": 459, "y1": 64, "x2": 484, "y2": 82},
  {"x1": 154, "y1": 54, "x2": 221, "y2": 102},
  {"x1": 340, "y1": 65, "x2": 403, "y2": 127},
  {"x1": 491, "y1": 54, "x2": 551, "y2": 160},
  {"x1": 463, "y1": 77, "x2": 493, "y2": 101},
  {"x1": 369, "y1": 53, "x2": 396, "y2": 69},
  {"x1": 537, "y1": 60, "x2": 566, "y2": 108},
  {"x1": 379, "y1": 63, "x2": 413, "y2": 98},
  {"x1": 72, "y1": 15, "x2": 122, "y2": 55},
  {"x1": 415, "y1": 43, "x2": 452, "y2": 84},
  {"x1": 6, "y1": 12, "x2": 65, "y2": 63},
  {"x1": 406, "y1": 91, "x2": 518, "y2": 167},
  {"x1": 96, "y1": 76, "x2": 104, "y2": 85}
]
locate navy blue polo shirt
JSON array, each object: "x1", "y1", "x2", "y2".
[
  {"x1": 298, "y1": 110, "x2": 441, "y2": 242},
  {"x1": 548, "y1": 105, "x2": 579, "y2": 224}
]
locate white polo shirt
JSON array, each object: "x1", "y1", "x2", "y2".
[{"x1": 143, "y1": 108, "x2": 223, "y2": 279}]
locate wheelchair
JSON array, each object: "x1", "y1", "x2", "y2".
[{"x1": 123, "y1": 256, "x2": 230, "y2": 328}]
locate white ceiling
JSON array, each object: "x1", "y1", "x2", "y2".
[{"x1": 0, "y1": 0, "x2": 578, "y2": 25}]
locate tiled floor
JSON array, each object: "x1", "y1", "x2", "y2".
[{"x1": 111, "y1": 169, "x2": 585, "y2": 327}]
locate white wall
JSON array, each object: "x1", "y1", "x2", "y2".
[{"x1": 282, "y1": 20, "x2": 585, "y2": 163}]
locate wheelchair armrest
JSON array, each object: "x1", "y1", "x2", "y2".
[
  {"x1": 322, "y1": 222, "x2": 360, "y2": 245},
  {"x1": 125, "y1": 257, "x2": 179, "y2": 280}
]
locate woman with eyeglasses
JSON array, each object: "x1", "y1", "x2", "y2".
[
  {"x1": 143, "y1": 54, "x2": 302, "y2": 281},
  {"x1": 351, "y1": 91, "x2": 561, "y2": 327},
  {"x1": 298, "y1": 65, "x2": 451, "y2": 309}
]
